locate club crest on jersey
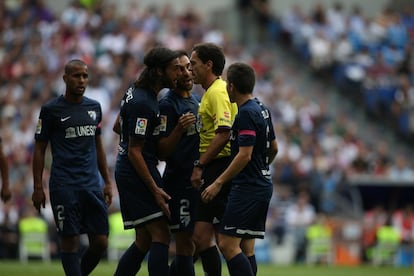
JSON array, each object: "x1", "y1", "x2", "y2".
[
  {"x1": 88, "y1": 110, "x2": 97, "y2": 121},
  {"x1": 135, "y1": 118, "x2": 147, "y2": 135}
]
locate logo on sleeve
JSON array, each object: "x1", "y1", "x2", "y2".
[
  {"x1": 135, "y1": 118, "x2": 147, "y2": 135},
  {"x1": 36, "y1": 119, "x2": 42, "y2": 134},
  {"x1": 160, "y1": 115, "x2": 167, "y2": 132}
]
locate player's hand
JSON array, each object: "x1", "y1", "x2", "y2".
[
  {"x1": 191, "y1": 167, "x2": 203, "y2": 190},
  {"x1": 154, "y1": 187, "x2": 171, "y2": 219},
  {"x1": 178, "y1": 112, "x2": 196, "y2": 132},
  {"x1": 32, "y1": 188, "x2": 46, "y2": 213},
  {"x1": 103, "y1": 182, "x2": 113, "y2": 206},
  {"x1": 201, "y1": 182, "x2": 221, "y2": 203},
  {"x1": 0, "y1": 185, "x2": 11, "y2": 203}
]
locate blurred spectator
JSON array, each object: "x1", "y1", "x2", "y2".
[
  {"x1": 267, "y1": 185, "x2": 294, "y2": 245},
  {"x1": 286, "y1": 190, "x2": 316, "y2": 263},
  {"x1": 387, "y1": 154, "x2": 414, "y2": 181},
  {"x1": 361, "y1": 204, "x2": 387, "y2": 262}
]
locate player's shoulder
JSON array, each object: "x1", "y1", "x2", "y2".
[
  {"x1": 159, "y1": 90, "x2": 175, "y2": 104},
  {"x1": 82, "y1": 95, "x2": 100, "y2": 106}
]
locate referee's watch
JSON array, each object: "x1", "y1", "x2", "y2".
[{"x1": 193, "y1": 160, "x2": 205, "y2": 169}]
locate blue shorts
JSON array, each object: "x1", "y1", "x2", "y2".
[
  {"x1": 115, "y1": 161, "x2": 165, "y2": 229},
  {"x1": 219, "y1": 194, "x2": 270, "y2": 239},
  {"x1": 50, "y1": 188, "x2": 109, "y2": 236},
  {"x1": 165, "y1": 185, "x2": 199, "y2": 233},
  {"x1": 197, "y1": 157, "x2": 231, "y2": 224}
]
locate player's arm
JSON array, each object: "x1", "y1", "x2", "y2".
[
  {"x1": 32, "y1": 140, "x2": 48, "y2": 212},
  {"x1": 268, "y1": 139, "x2": 278, "y2": 165},
  {"x1": 0, "y1": 138, "x2": 11, "y2": 202},
  {"x1": 96, "y1": 134, "x2": 112, "y2": 206},
  {"x1": 201, "y1": 145, "x2": 253, "y2": 202},
  {"x1": 113, "y1": 112, "x2": 121, "y2": 134},
  {"x1": 128, "y1": 136, "x2": 171, "y2": 217},
  {"x1": 158, "y1": 112, "x2": 196, "y2": 160},
  {"x1": 198, "y1": 128, "x2": 230, "y2": 165}
]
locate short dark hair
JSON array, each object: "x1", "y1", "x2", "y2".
[
  {"x1": 192, "y1": 43, "x2": 225, "y2": 76},
  {"x1": 64, "y1": 59, "x2": 87, "y2": 74},
  {"x1": 226, "y1": 62, "x2": 255, "y2": 94},
  {"x1": 175, "y1": 49, "x2": 189, "y2": 59}
]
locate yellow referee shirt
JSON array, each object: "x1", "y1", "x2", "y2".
[{"x1": 197, "y1": 77, "x2": 238, "y2": 158}]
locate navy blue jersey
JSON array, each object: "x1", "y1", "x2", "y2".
[
  {"x1": 159, "y1": 90, "x2": 200, "y2": 189},
  {"x1": 117, "y1": 86, "x2": 161, "y2": 168},
  {"x1": 229, "y1": 98, "x2": 276, "y2": 200},
  {"x1": 35, "y1": 95, "x2": 102, "y2": 191}
]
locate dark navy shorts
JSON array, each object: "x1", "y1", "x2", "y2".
[
  {"x1": 50, "y1": 188, "x2": 109, "y2": 236},
  {"x1": 219, "y1": 194, "x2": 270, "y2": 239},
  {"x1": 196, "y1": 157, "x2": 231, "y2": 224},
  {"x1": 165, "y1": 185, "x2": 199, "y2": 233},
  {"x1": 115, "y1": 162, "x2": 165, "y2": 229}
]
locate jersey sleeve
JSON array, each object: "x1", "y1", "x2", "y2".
[
  {"x1": 126, "y1": 99, "x2": 155, "y2": 139},
  {"x1": 35, "y1": 105, "x2": 52, "y2": 142},
  {"x1": 237, "y1": 108, "x2": 256, "y2": 147},
  {"x1": 207, "y1": 90, "x2": 233, "y2": 130},
  {"x1": 159, "y1": 98, "x2": 178, "y2": 138}
]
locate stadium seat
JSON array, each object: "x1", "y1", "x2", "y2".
[
  {"x1": 18, "y1": 216, "x2": 50, "y2": 262},
  {"x1": 107, "y1": 211, "x2": 135, "y2": 261}
]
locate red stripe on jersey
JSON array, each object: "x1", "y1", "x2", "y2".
[{"x1": 239, "y1": 130, "x2": 256, "y2": 136}]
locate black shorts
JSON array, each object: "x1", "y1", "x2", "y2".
[
  {"x1": 50, "y1": 188, "x2": 109, "y2": 236},
  {"x1": 220, "y1": 194, "x2": 270, "y2": 239},
  {"x1": 166, "y1": 186, "x2": 199, "y2": 233},
  {"x1": 115, "y1": 161, "x2": 165, "y2": 229},
  {"x1": 196, "y1": 157, "x2": 231, "y2": 224}
]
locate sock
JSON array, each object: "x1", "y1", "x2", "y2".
[
  {"x1": 61, "y1": 252, "x2": 81, "y2": 276},
  {"x1": 248, "y1": 255, "x2": 257, "y2": 275},
  {"x1": 80, "y1": 247, "x2": 104, "y2": 276},
  {"x1": 114, "y1": 242, "x2": 146, "y2": 276},
  {"x1": 175, "y1": 255, "x2": 195, "y2": 276},
  {"x1": 226, "y1": 253, "x2": 254, "y2": 276},
  {"x1": 169, "y1": 257, "x2": 177, "y2": 276},
  {"x1": 148, "y1": 242, "x2": 169, "y2": 276},
  {"x1": 199, "y1": 246, "x2": 222, "y2": 276}
]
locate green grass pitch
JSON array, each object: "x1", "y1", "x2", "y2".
[{"x1": 0, "y1": 261, "x2": 412, "y2": 275}]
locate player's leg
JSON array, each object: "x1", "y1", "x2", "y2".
[
  {"x1": 51, "y1": 189, "x2": 82, "y2": 276},
  {"x1": 172, "y1": 231, "x2": 196, "y2": 276},
  {"x1": 114, "y1": 227, "x2": 151, "y2": 276},
  {"x1": 60, "y1": 234, "x2": 81, "y2": 276},
  {"x1": 81, "y1": 190, "x2": 109, "y2": 275},
  {"x1": 193, "y1": 221, "x2": 221, "y2": 276},
  {"x1": 218, "y1": 234, "x2": 254, "y2": 276},
  {"x1": 146, "y1": 218, "x2": 171, "y2": 275},
  {"x1": 241, "y1": 239, "x2": 257, "y2": 275}
]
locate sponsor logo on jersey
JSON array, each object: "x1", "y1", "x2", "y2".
[
  {"x1": 65, "y1": 125, "x2": 97, "y2": 138},
  {"x1": 135, "y1": 118, "x2": 147, "y2": 135}
]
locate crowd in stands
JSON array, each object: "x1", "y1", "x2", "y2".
[
  {"x1": 278, "y1": 2, "x2": 414, "y2": 143},
  {"x1": 1, "y1": 0, "x2": 414, "y2": 265}
]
